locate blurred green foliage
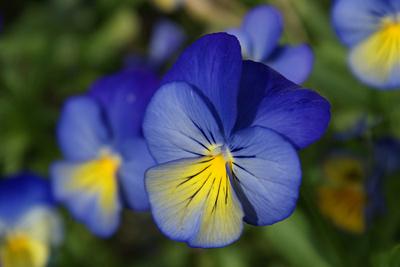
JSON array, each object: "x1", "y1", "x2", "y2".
[{"x1": 1, "y1": 0, "x2": 400, "y2": 267}]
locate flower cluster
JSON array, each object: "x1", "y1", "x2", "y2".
[{"x1": 3, "y1": 1, "x2": 400, "y2": 265}]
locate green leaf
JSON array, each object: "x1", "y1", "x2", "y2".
[
  {"x1": 372, "y1": 245, "x2": 400, "y2": 267},
  {"x1": 264, "y1": 210, "x2": 332, "y2": 267}
]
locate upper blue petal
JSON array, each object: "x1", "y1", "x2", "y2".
[
  {"x1": 57, "y1": 96, "x2": 109, "y2": 161},
  {"x1": 235, "y1": 61, "x2": 330, "y2": 149},
  {"x1": 149, "y1": 19, "x2": 185, "y2": 67},
  {"x1": 143, "y1": 81, "x2": 224, "y2": 163},
  {"x1": 266, "y1": 45, "x2": 314, "y2": 84},
  {"x1": 332, "y1": 0, "x2": 397, "y2": 47},
  {"x1": 89, "y1": 69, "x2": 159, "y2": 141},
  {"x1": 234, "y1": 61, "x2": 300, "y2": 131},
  {"x1": 162, "y1": 33, "x2": 242, "y2": 136},
  {"x1": 0, "y1": 173, "x2": 54, "y2": 225},
  {"x1": 253, "y1": 86, "x2": 331, "y2": 149},
  {"x1": 242, "y1": 5, "x2": 283, "y2": 61},
  {"x1": 118, "y1": 138, "x2": 154, "y2": 211},
  {"x1": 228, "y1": 126, "x2": 301, "y2": 225}
]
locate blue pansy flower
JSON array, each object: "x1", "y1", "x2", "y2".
[
  {"x1": 51, "y1": 68, "x2": 159, "y2": 237},
  {"x1": 0, "y1": 173, "x2": 62, "y2": 267},
  {"x1": 143, "y1": 33, "x2": 330, "y2": 248},
  {"x1": 125, "y1": 19, "x2": 185, "y2": 71},
  {"x1": 332, "y1": 0, "x2": 400, "y2": 89},
  {"x1": 228, "y1": 5, "x2": 314, "y2": 84}
]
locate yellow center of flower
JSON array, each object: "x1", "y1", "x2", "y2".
[
  {"x1": 205, "y1": 144, "x2": 234, "y2": 171},
  {"x1": 0, "y1": 232, "x2": 48, "y2": 267},
  {"x1": 381, "y1": 16, "x2": 400, "y2": 33},
  {"x1": 66, "y1": 149, "x2": 121, "y2": 213}
]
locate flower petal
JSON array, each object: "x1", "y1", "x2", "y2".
[
  {"x1": 242, "y1": 5, "x2": 282, "y2": 61},
  {"x1": 234, "y1": 61, "x2": 300, "y2": 131},
  {"x1": 242, "y1": 62, "x2": 330, "y2": 148},
  {"x1": 149, "y1": 19, "x2": 185, "y2": 67},
  {"x1": 267, "y1": 45, "x2": 314, "y2": 84},
  {"x1": 89, "y1": 69, "x2": 159, "y2": 140},
  {"x1": 162, "y1": 33, "x2": 242, "y2": 135},
  {"x1": 318, "y1": 186, "x2": 366, "y2": 233},
  {"x1": 143, "y1": 82, "x2": 224, "y2": 163},
  {"x1": 332, "y1": 0, "x2": 393, "y2": 46},
  {"x1": 51, "y1": 159, "x2": 121, "y2": 237},
  {"x1": 57, "y1": 97, "x2": 109, "y2": 161},
  {"x1": 0, "y1": 174, "x2": 54, "y2": 226},
  {"x1": 14, "y1": 207, "x2": 63, "y2": 245},
  {"x1": 0, "y1": 230, "x2": 50, "y2": 267},
  {"x1": 226, "y1": 28, "x2": 252, "y2": 58},
  {"x1": 348, "y1": 24, "x2": 400, "y2": 89},
  {"x1": 118, "y1": 138, "x2": 154, "y2": 211},
  {"x1": 146, "y1": 156, "x2": 244, "y2": 248},
  {"x1": 228, "y1": 126, "x2": 301, "y2": 225}
]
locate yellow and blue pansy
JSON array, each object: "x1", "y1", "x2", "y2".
[
  {"x1": 227, "y1": 5, "x2": 314, "y2": 84},
  {"x1": 317, "y1": 150, "x2": 390, "y2": 234},
  {"x1": 0, "y1": 173, "x2": 62, "y2": 267},
  {"x1": 51, "y1": 69, "x2": 159, "y2": 237},
  {"x1": 143, "y1": 33, "x2": 331, "y2": 248},
  {"x1": 318, "y1": 155, "x2": 367, "y2": 233},
  {"x1": 333, "y1": 0, "x2": 400, "y2": 89}
]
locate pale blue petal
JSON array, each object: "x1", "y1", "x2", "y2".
[
  {"x1": 242, "y1": 5, "x2": 283, "y2": 61},
  {"x1": 229, "y1": 126, "x2": 301, "y2": 225},
  {"x1": 118, "y1": 138, "x2": 154, "y2": 211},
  {"x1": 267, "y1": 45, "x2": 314, "y2": 84},
  {"x1": 57, "y1": 97, "x2": 109, "y2": 161},
  {"x1": 143, "y1": 82, "x2": 224, "y2": 163}
]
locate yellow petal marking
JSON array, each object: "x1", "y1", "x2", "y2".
[
  {"x1": 319, "y1": 156, "x2": 366, "y2": 233},
  {"x1": 350, "y1": 16, "x2": 400, "y2": 86},
  {"x1": 0, "y1": 232, "x2": 49, "y2": 267},
  {"x1": 147, "y1": 145, "x2": 244, "y2": 246},
  {"x1": 66, "y1": 150, "x2": 121, "y2": 214}
]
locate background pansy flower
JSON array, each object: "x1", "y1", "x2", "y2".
[
  {"x1": 143, "y1": 33, "x2": 330, "y2": 248},
  {"x1": 318, "y1": 154, "x2": 369, "y2": 233},
  {"x1": 125, "y1": 19, "x2": 185, "y2": 72},
  {"x1": 51, "y1": 69, "x2": 159, "y2": 237},
  {"x1": 317, "y1": 144, "x2": 396, "y2": 234},
  {"x1": 228, "y1": 5, "x2": 314, "y2": 84},
  {"x1": 0, "y1": 173, "x2": 62, "y2": 267},
  {"x1": 332, "y1": 0, "x2": 400, "y2": 89}
]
